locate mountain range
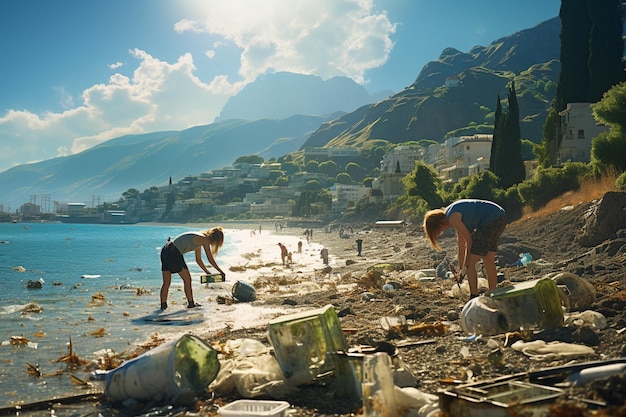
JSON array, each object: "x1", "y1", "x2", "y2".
[{"x1": 1, "y1": 17, "x2": 561, "y2": 207}]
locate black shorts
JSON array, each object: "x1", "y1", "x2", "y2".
[
  {"x1": 160, "y1": 241, "x2": 188, "y2": 273},
  {"x1": 471, "y1": 215, "x2": 506, "y2": 256}
]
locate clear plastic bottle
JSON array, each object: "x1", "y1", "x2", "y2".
[{"x1": 362, "y1": 352, "x2": 397, "y2": 417}]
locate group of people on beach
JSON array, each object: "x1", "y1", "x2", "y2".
[{"x1": 158, "y1": 198, "x2": 506, "y2": 308}]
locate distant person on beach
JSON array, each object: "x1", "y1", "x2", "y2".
[
  {"x1": 298, "y1": 240, "x2": 303, "y2": 253},
  {"x1": 423, "y1": 199, "x2": 506, "y2": 298},
  {"x1": 356, "y1": 238, "x2": 363, "y2": 256},
  {"x1": 320, "y1": 247, "x2": 329, "y2": 265},
  {"x1": 278, "y1": 242, "x2": 289, "y2": 266},
  {"x1": 160, "y1": 227, "x2": 226, "y2": 309}
]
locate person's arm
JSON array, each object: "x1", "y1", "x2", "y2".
[
  {"x1": 194, "y1": 246, "x2": 211, "y2": 275},
  {"x1": 448, "y1": 211, "x2": 472, "y2": 269},
  {"x1": 199, "y1": 237, "x2": 225, "y2": 277}
]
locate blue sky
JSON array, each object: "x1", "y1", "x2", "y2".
[{"x1": 0, "y1": 0, "x2": 560, "y2": 173}]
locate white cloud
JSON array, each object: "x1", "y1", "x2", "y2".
[
  {"x1": 176, "y1": 0, "x2": 395, "y2": 84},
  {"x1": 0, "y1": 49, "x2": 235, "y2": 172},
  {"x1": 0, "y1": 0, "x2": 395, "y2": 174}
]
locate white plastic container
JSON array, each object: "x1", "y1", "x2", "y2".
[
  {"x1": 104, "y1": 334, "x2": 219, "y2": 403},
  {"x1": 218, "y1": 400, "x2": 290, "y2": 417}
]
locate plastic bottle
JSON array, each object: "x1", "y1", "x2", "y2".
[
  {"x1": 512, "y1": 252, "x2": 532, "y2": 266},
  {"x1": 362, "y1": 352, "x2": 397, "y2": 417},
  {"x1": 104, "y1": 334, "x2": 220, "y2": 403},
  {"x1": 519, "y1": 253, "x2": 532, "y2": 265}
]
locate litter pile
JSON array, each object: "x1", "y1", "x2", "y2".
[{"x1": 94, "y1": 270, "x2": 625, "y2": 417}]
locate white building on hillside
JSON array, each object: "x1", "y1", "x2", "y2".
[
  {"x1": 437, "y1": 135, "x2": 492, "y2": 181},
  {"x1": 557, "y1": 103, "x2": 608, "y2": 164},
  {"x1": 372, "y1": 144, "x2": 424, "y2": 202},
  {"x1": 380, "y1": 145, "x2": 424, "y2": 173},
  {"x1": 329, "y1": 184, "x2": 371, "y2": 213}
]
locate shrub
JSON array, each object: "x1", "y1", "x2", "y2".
[
  {"x1": 616, "y1": 171, "x2": 626, "y2": 191},
  {"x1": 517, "y1": 162, "x2": 590, "y2": 210}
]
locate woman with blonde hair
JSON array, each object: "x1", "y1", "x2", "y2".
[
  {"x1": 160, "y1": 227, "x2": 226, "y2": 309},
  {"x1": 423, "y1": 199, "x2": 505, "y2": 298}
]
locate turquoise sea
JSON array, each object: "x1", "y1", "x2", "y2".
[{"x1": 0, "y1": 221, "x2": 287, "y2": 409}]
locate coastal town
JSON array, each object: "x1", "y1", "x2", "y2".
[{"x1": 0, "y1": 101, "x2": 599, "y2": 226}]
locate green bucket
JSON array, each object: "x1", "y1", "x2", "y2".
[{"x1": 232, "y1": 280, "x2": 256, "y2": 302}]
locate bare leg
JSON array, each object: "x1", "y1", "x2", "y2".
[
  {"x1": 483, "y1": 251, "x2": 498, "y2": 290},
  {"x1": 160, "y1": 271, "x2": 172, "y2": 305},
  {"x1": 466, "y1": 253, "x2": 481, "y2": 295},
  {"x1": 178, "y1": 268, "x2": 194, "y2": 304}
]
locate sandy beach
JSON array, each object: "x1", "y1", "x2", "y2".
[{"x1": 8, "y1": 200, "x2": 626, "y2": 416}]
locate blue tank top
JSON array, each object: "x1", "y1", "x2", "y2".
[
  {"x1": 446, "y1": 199, "x2": 504, "y2": 232},
  {"x1": 172, "y1": 232, "x2": 204, "y2": 254}
]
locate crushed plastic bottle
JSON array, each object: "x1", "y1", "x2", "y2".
[{"x1": 512, "y1": 252, "x2": 532, "y2": 266}]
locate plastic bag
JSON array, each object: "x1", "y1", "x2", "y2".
[
  {"x1": 210, "y1": 338, "x2": 299, "y2": 399},
  {"x1": 511, "y1": 340, "x2": 595, "y2": 361}
]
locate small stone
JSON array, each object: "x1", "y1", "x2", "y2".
[
  {"x1": 337, "y1": 307, "x2": 352, "y2": 317},
  {"x1": 447, "y1": 310, "x2": 459, "y2": 321},
  {"x1": 573, "y1": 325, "x2": 600, "y2": 346}
]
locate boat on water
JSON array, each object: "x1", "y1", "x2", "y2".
[{"x1": 57, "y1": 214, "x2": 102, "y2": 224}]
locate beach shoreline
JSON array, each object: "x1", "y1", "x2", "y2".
[{"x1": 8, "y1": 202, "x2": 626, "y2": 416}]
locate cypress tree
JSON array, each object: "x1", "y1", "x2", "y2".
[
  {"x1": 491, "y1": 82, "x2": 525, "y2": 189},
  {"x1": 500, "y1": 81, "x2": 525, "y2": 189},
  {"x1": 542, "y1": 0, "x2": 591, "y2": 164},
  {"x1": 541, "y1": 0, "x2": 625, "y2": 166},
  {"x1": 555, "y1": 0, "x2": 591, "y2": 111},
  {"x1": 587, "y1": 0, "x2": 626, "y2": 102}
]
